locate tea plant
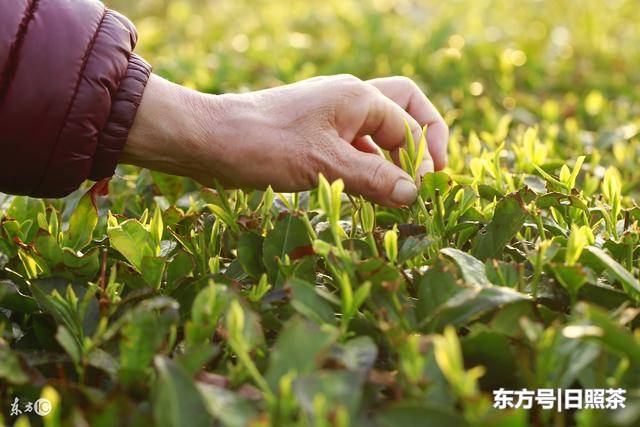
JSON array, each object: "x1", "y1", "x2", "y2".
[{"x1": 2, "y1": 0, "x2": 640, "y2": 426}]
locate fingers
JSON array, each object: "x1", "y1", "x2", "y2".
[
  {"x1": 367, "y1": 77, "x2": 449, "y2": 171},
  {"x1": 297, "y1": 75, "x2": 447, "y2": 206},
  {"x1": 325, "y1": 76, "x2": 426, "y2": 206},
  {"x1": 359, "y1": 87, "x2": 425, "y2": 156},
  {"x1": 334, "y1": 142, "x2": 418, "y2": 207},
  {"x1": 352, "y1": 136, "x2": 383, "y2": 156},
  {"x1": 334, "y1": 77, "x2": 423, "y2": 157}
]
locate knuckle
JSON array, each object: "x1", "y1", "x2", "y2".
[
  {"x1": 437, "y1": 116, "x2": 450, "y2": 134},
  {"x1": 335, "y1": 73, "x2": 361, "y2": 84},
  {"x1": 336, "y1": 74, "x2": 367, "y2": 95},
  {"x1": 358, "y1": 84, "x2": 384, "y2": 112},
  {"x1": 335, "y1": 79, "x2": 372, "y2": 115},
  {"x1": 362, "y1": 82, "x2": 381, "y2": 99},
  {"x1": 393, "y1": 76, "x2": 419, "y2": 90}
]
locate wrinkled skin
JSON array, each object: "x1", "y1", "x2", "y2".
[{"x1": 123, "y1": 74, "x2": 449, "y2": 207}]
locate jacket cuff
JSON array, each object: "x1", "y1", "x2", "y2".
[{"x1": 89, "y1": 53, "x2": 151, "y2": 180}]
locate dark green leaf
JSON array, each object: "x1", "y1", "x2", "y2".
[
  {"x1": 472, "y1": 190, "x2": 530, "y2": 260},
  {"x1": 266, "y1": 316, "x2": 338, "y2": 389},
  {"x1": 154, "y1": 356, "x2": 212, "y2": 427},
  {"x1": 0, "y1": 344, "x2": 29, "y2": 384},
  {"x1": 237, "y1": 232, "x2": 265, "y2": 279},
  {"x1": 423, "y1": 286, "x2": 530, "y2": 332},
  {"x1": 287, "y1": 278, "x2": 336, "y2": 324},
  {"x1": 584, "y1": 246, "x2": 640, "y2": 301},
  {"x1": 197, "y1": 383, "x2": 259, "y2": 427},
  {"x1": 398, "y1": 234, "x2": 434, "y2": 264},
  {"x1": 441, "y1": 247, "x2": 490, "y2": 287},
  {"x1": 262, "y1": 214, "x2": 312, "y2": 285},
  {"x1": 417, "y1": 266, "x2": 465, "y2": 320}
]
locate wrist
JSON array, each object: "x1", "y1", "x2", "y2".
[{"x1": 121, "y1": 74, "x2": 226, "y2": 183}]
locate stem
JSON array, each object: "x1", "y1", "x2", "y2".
[
  {"x1": 434, "y1": 190, "x2": 445, "y2": 235},
  {"x1": 532, "y1": 246, "x2": 544, "y2": 299},
  {"x1": 391, "y1": 293, "x2": 410, "y2": 331},
  {"x1": 417, "y1": 195, "x2": 429, "y2": 221},
  {"x1": 535, "y1": 212, "x2": 546, "y2": 241},
  {"x1": 366, "y1": 232, "x2": 379, "y2": 257},
  {"x1": 332, "y1": 226, "x2": 344, "y2": 253},
  {"x1": 517, "y1": 263, "x2": 525, "y2": 293},
  {"x1": 236, "y1": 348, "x2": 275, "y2": 405},
  {"x1": 493, "y1": 261, "x2": 507, "y2": 286},
  {"x1": 300, "y1": 212, "x2": 318, "y2": 241}
]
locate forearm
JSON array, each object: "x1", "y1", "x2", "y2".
[
  {"x1": 121, "y1": 74, "x2": 293, "y2": 190},
  {"x1": 121, "y1": 74, "x2": 225, "y2": 184},
  {"x1": 119, "y1": 74, "x2": 448, "y2": 207}
]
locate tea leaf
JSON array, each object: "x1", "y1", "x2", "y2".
[
  {"x1": 471, "y1": 190, "x2": 529, "y2": 260},
  {"x1": 585, "y1": 246, "x2": 640, "y2": 301},
  {"x1": 154, "y1": 356, "x2": 212, "y2": 427},
  {"x1": 441, "y1": 248, "x2": 490, "y2": 288},
  {"x1": 262, "y1": 213, "x2": 312, "y2": 284}
]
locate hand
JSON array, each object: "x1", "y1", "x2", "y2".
[{"x1": 122, "y1": 74, "x2": 448, "y2": 207}]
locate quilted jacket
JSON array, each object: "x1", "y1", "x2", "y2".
[{"x1": 0, "y1": 0, "x2": 151, "y2": 197}]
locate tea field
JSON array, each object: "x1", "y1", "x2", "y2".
[{"x1": 1, "y1": 0, "x2": 640, "y2": 426}]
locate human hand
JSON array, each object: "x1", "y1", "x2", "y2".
[{"x1": 123, "y1": 74, "x2": 448, "y2": 207}]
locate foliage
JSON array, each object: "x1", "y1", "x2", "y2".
[{"x1": 2, "y1": 0, "x2": 640, "y2": 426}]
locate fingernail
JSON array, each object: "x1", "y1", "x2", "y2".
[
  {"x1": 418, "y1": 158, "x2": 434, "y2": 177},
  {"x1": 391, "y1": 179, "x2": 417, "y2": 206}
]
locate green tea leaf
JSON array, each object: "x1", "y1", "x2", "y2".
[
  {"x1": 418, "y1": 266, "x2": 466, "y2": 319},
  {"x1": 424, "y1": 286, "x2": 529, "y2": 331},
  {"x1": 196, "y1": 383, "x2": 259, "y2": 427},
  {"x1": 472, "y1": 190, "x2": 529, "y2": 260},
  {"x1": 120, "y1": 297, "x2": 179, "y2": 385},
  {"x1": 584, "y1": 246, "x2": 640, "y2": 301},
  {"x1": 266, "y1": 316, "x2": 337, "y2": 389},
  {"x1": 0, "y1": 345, "x2": 29, "y2": 385},
  {"x1": 398, "y1": 235, "x2": 434, "y2": 264},
  {"x1": 262, "y1": 213, "x2": 312, "y2": 284},
  {"x1": 154, "y1": 356, "x2": 212, "y2": 427},
  {"x1": 62, "y1": 195, "x2": 96, "y2": 251},
  {"x1": 566, "y1": 303, "x2": 640, "y2": 366},
  {"x1": 55, "y1": 325, "x2": 82, "y2": 364},
  {"x1": 237, "y1": 232, "x2": 265, "y2": 279},
  {"x1": 288, "y1": 278, "x2": 336, "y2": 324},
  {"x1": 420, "y1": 171, "x2": 451, "y2": 201},
  {"x1": 441, "y1": 247, "x2": 490, "y2": 288},
  {"x1": 108, "y1": 217, "x2": 156, "y2": 272}
]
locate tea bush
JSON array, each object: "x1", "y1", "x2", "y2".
[{"x1": 1, "y1": 0, "x2": 640, "y2": 426}]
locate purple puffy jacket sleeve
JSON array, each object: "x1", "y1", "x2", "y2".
[{"x1": 0, "y1": 0, "x2": 152, "y2": 197}]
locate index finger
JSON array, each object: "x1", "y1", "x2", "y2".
[
  {"x1": 367, "y1": 77, "x2": 449, "y2": 171},
  {"x1": 335, "y1": 81, "x2": 424, "y2": 157}
]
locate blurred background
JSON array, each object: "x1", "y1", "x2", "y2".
[
  {"x1": 105, "y1": 0, "x2": 639, "y2": 134},
  {"x1": 102, "y1": 0, "x2": 640, "y2": 202}
]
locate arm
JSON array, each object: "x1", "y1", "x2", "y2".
[
  {"x1": 0, "y1": 1, "x2": 448, "y2": 207},
  {"x1": 123, "y1": 74, "x2": 449, "y2": 207},
  {"x1": 0, "y1": 0, "x2": 151, "y2": 197}
]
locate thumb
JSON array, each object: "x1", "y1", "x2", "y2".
[{"x1": 338, "y1": 147, "x2": 417, "y2": 207}]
